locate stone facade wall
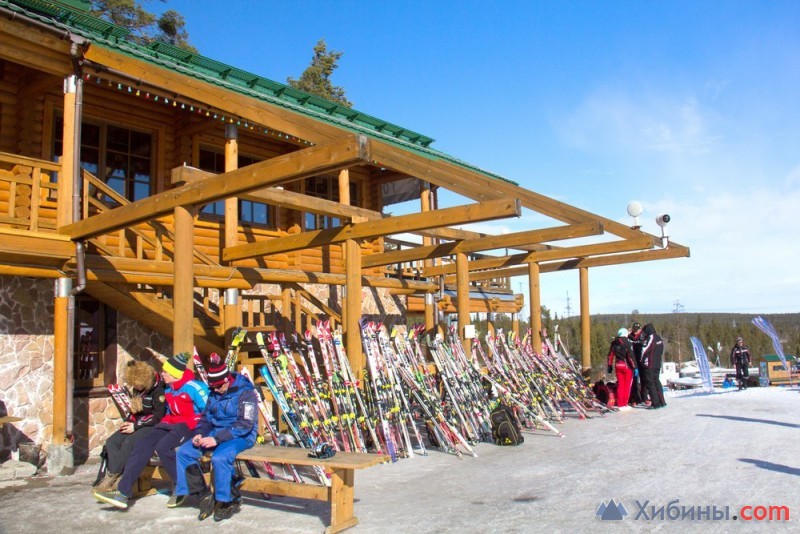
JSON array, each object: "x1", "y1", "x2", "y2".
[{"x1": 0, "y1": 276, "x2": 55, "y2": 461}]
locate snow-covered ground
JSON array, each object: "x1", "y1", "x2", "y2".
[{"x1": 1, "y1": 386, "x2": 799, "y2": 533}]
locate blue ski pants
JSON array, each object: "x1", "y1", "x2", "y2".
[{"x1": 175, "y1": 437, "x2": 251, "y2": 502}]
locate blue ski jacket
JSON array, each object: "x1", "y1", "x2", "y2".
[{"x1": 194, "y1": 372, "x2": 258, "y2": 446}]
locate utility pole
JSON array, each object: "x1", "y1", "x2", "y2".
[{"x1": 565, "y1": 291, "x2": 572, "y2": 318}]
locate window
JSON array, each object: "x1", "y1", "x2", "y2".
[
  {"x1": 198, "y1": 149, "x2": 272, "y2": 227},
  {"x1": 303, "y1": 176, "x2": 361, "y2": 230},
  {"x1": 54, "y1": 118, "x2": 153, "y2": 203},
  {"x1": 74, "y1": 297, "x2": 117, "y2": 390}
]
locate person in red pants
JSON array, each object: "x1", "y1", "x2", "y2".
[{"x1": 607, "y1": 328, "x2": 636, "y2": 411}]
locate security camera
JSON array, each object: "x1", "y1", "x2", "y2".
[{"x1": 655, "y1": 214, "x2": 670, "y2": 247}]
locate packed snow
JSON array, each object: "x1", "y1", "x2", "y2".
[{"x1": 1, "y1": 386, "x2": 798, "y2": 533}]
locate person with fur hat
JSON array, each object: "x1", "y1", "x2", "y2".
[
  {"x1": 606, "y1": 328, "x2": 636, "y2": 410},
  {"x1": 640, "y1": 323, "x2": 666, "y2": 409},
  {"x1": 93, "y1": 360, "x2": 166, "y2": 493},
  {"x1": 172, "y1": 354, "x2": 259, "y2": 522},
  {"x1": 94, "y1": 352, "x2": 209, "y2": 509},
  {"x1": 730, "y1": 336, "x2": 752, "y2": 390}
]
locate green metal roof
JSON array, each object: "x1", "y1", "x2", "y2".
[
  {"x1": 762, "y1": 354, "x2": 797, "y2": 362},
  {"x1": 3, "y1": 0, "x2": 516, "y2": 185}
]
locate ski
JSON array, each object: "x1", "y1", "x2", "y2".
[
  {"x1": 255, "y1": 332, "x2": 330, "y2": 486},
  {"x1": 225, "y1": 327, "x2": 249, "y2": 371}
]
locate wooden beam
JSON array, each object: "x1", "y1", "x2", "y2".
[
  {"x1": 171, "y1": 165, "x2": 382, "y2": 221},
  {"x1": 363, "y1": 222, "x2": 603, "y2": 269},
  {"x1": 434, "y1": 236, "x2": 653, "y2": 277},
  {"x1": 368, "y1": 138, "x2": 661, "y2": 245},
  {"x1": 76, "y1": 255, "x2": 438, "y2": 291},
  {"x1": 83, "y1": 44, "x2": 346, "y2": 144},
  {"x1": 60, "y1": 135, "x2": 369, "y2": 240},
  {"x1": 463, "y1": 245, "x2": 690, "y2": 281},
  {"x1": 224, "y1": 197, "x2": 522, "y2": 262}
]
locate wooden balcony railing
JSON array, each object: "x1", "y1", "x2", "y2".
[{"x1": 0, "y1": 152, "x2": 60, "y2": 232}]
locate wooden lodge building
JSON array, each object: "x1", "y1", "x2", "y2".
[{"x1": 0, "y1": 0, "x2": 689, "y2": 470}]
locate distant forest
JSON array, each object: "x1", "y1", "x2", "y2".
[{"x1": 468, "y1": 311, "x2": 800, "y2": 372}]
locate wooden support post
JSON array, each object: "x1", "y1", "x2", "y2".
[
  {"x1": 52, "y1": 278, "x2": 70, "y2": 445},
  {"x1": 294, "y1": 290, "x2": 303, "y2": 333},
  {"x1": 173, "y1": 205, "x2": 196, "y2": 358},
  {"x1": 420, "y1": 183, "x2": 436, "y2": 334},
  {"x1": 455, "y1": 252, "x2": 470, "y2": 354},
  {"x1": 528, "y1": 262, "x2": 542, "y2": 354},
  {"x1": 282, "y1": 287, "x2": 292, "y2": 332},
  {"x1": 57, "y1": 76, "x2": 76, "y2": 228},
  {"x1": 487, "y1": 313, "x2": 495, "y2": 338},
  {"x1": 223, "y1": 125, "x2": 240, "y2": 344},
  {"x1": 338, "y1": 169, "x2": 350, "y2": 206},
  {"x1": 344, "y1": 239, "x2": 363, "y2": 376},
  {"x1": 579, "y1": 266, "x2": 591, "y2": 373},
  {"x1": 512, "y1": 312, "x2": 519, "y2": 339}
]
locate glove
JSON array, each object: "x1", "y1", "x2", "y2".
[
  {"x1": 634, "y1": 369, "x2": 639, "y2": 378},
  {"x1": 607, "y1": 366, "x2": 613, "y2": 374}
]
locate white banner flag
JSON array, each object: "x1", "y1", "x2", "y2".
[{"x1": 689, "y1": 336, "x2": 714, "y2": 392}]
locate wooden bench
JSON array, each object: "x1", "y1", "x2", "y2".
[{"x1": 140, "y1": 444, "x2": 389, "y2": 533}]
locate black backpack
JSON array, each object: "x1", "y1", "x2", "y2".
[{"x1": 490, "y1": 403, "x2": 524, "y2": 446}]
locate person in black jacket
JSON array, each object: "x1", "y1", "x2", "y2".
[
  {"x1": 640, "y1": 323, "x2": 666, "y2": 409},
  {"x1": 730, "y1": 336, "x2": 752, "y2": 390},
  {"x1": 628, "y1": 322, "x2": 646, "y2": 405},
  {"x1": 92, "y1": 360, "x2": 166, "y2": 492}
]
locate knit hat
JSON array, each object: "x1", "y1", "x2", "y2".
[
  {"x1": 207, "y1": 353, "x2": 230, "y2": 388},
  {"x1": 163, "y1": 352, "x2": 189, "y2": 379},
  {"x1": 617, "y1": 328, "x2": 628, "y2": 338}
]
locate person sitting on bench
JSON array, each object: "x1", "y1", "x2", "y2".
[
  {"x1": 173, "y1": 354, "x2": 259, "y2": 522},
  {"x1": 94, "y1": 352, "x2": 209, "y2": 509}
]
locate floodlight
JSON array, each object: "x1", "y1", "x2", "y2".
[{"x1": 627, "y1": 201, "x2": 643, "y2": 229}]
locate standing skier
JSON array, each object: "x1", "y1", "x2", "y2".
[
  {"x1": 730, "y1": 336, "x2": 752, "y2": 390},
  {"x1": 628, "y1": 322, "x2": 646, "y2": 406},
  {"x1": 94, "y1": 352, "x2": 209, "y2": 509},
  {"x1": 93, "y1": 360, "x2": 166, "y2": 492},
  {"x1": 639, "y1": 323, "x2": 666, "y2": 409},
  {"x1": 606, "y1": 328, "x2": 636, "y2": 410},
  {"x1": 173, "y1": 354, "x2": 259, "y2": 522}
]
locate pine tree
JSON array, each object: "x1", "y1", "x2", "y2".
[
  {"x1": 287, "y1": 39, "x2": 352, "y2": 107},
  {"x1": 90, "y1": 0, "x2": 197, "y2": 52}
]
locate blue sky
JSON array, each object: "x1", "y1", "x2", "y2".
[{"x1": 156, "y1": 0, "x2": 800, "y2": 317}]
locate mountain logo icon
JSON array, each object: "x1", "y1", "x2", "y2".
[{"x1": 596, "y1": 499, "x2": 628, "y2": 520}]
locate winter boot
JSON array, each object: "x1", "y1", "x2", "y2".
[
  {"x1": 213, "y1": 500, "x2": 241, "y2": 522},
  {"x1": 93, "y1": 472, "x2": 121, "y2": 493},
  {"x1": 197, "y1": 488, "x2": 216, "y2": 521},
  {"x1": 167, "y1": 493, "x2": 187, "y2": 508}
]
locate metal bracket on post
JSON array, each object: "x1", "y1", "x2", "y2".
[{"x1": 224, "y1": 288, "x2": 239, "y2": 305}]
